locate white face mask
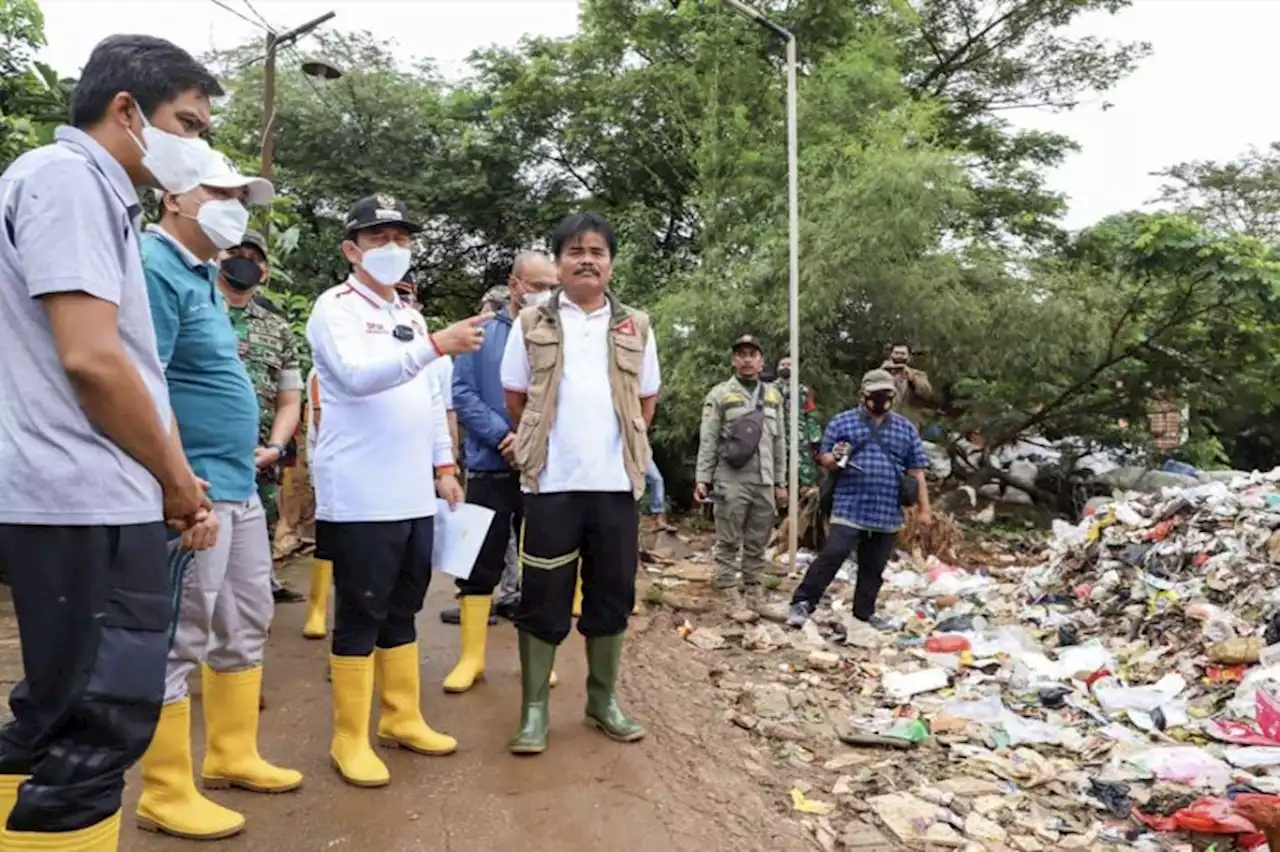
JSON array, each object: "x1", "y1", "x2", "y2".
[
  {"x1": 195, "y1": 199, "x2": 250, "y2": 250},
  {"x1": 522, "y1": 290, "x2": 552, "y2": 308},
  {"x1": 127, "y1": 104, "x2": 213, "y2": 193},
  {"x1": 359, "y1": 244, "x2": 413, "y2": 287}
]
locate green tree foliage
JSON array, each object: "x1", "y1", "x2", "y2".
[
  {"x1": 26, "y1": 0, "x2": 1280, "y2": 497},
  {"x1": 1154, "y1": 143, "x2": 1280, "y2": 243},
  {"x1": 1152, "y1": 144, "x2": 1280, "y2": 468},
  {"x1": 0, "y1": 0, "x2": 73, "y2": 166}
]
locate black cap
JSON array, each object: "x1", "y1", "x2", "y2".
[
  {"x1": 732, "y1": 333, "x2": 764, "y2": 353},
  {"x1": 238, "y1": 230, "x2": 268, "y2": 258},
  {"x1": 345, "y1": 194, "x2": 422, "y2": 235}
]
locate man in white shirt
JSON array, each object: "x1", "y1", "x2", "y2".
[
  {"x1": 301, "y1": 367, "x2": 331, "y2": 641},
  {"x1": 500, "y1": 211, "x2": 660, "y2": 755},
  {"x1": 305, "y1": 195, "x2": 486, "y2": 789}
]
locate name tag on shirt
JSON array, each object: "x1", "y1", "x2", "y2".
[{"x1": 365, "y1": 321, "x2": 390, "y2": 334}]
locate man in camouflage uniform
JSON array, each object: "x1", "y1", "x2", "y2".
[
  {"x1": 695, "y1": 334, "x2": 788, "y2": 623},
  {"x1": 216, "y1": 230, "x2": 305, "y2": 603},
  {"x1": 777, "y1": 355, "x2": 821, "y2": 488}
]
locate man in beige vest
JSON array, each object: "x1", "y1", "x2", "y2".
[{"x1": 500, "y1": 211, "x2": 660, "y2": 756}]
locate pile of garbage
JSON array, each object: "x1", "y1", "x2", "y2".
[{"x1": 660, "y1": 469, "x2": 1280, "y2": 850}]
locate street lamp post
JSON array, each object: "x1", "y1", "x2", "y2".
[
  {"x1": 260, "y1": 11, "x2": 340, "y2": 182},
  {"x1": 721, "y1": 0, "x2": 802, "y2": 576}
]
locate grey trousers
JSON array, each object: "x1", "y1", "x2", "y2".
[
  {"x1": 495, "y1": 519, "x2": 520, "y2": 605},
  {"x1": 165, "y1": 495, "x2": 274, "y2": 703}
]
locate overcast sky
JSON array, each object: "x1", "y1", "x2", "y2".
[{"x1": 35, "y1": 0, "x2": 1280, "y2": 230}]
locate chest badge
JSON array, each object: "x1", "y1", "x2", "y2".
[{"x1": 615, "y1": 317, "x2": 637, "y2": 337}]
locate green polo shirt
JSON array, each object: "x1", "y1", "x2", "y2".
[{"x1": 142, "y1": 228, "x2": 258, "y2": 503}]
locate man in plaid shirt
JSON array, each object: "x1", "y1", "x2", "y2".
[{"x1": 786, "y1": 369, "x2": 933, "y2": 629}]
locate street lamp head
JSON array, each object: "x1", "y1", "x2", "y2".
[{"x1": 300, "y1": 56, "x2": 343, "y2": 80}]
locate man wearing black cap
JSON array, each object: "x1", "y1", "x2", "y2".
[
  {"x1": 305, "y1": 194, "x2": 488, "y2": 788},
  {"x1": 217, "y1": 230, "x2": 305, "y2": 603},
  {"x1": 694, "y1": 334, "x2": 788, "y2": 622}
]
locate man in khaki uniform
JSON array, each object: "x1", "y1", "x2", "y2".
[
  {"x1": 695, "y1": 334, "x2": 787, "y2": 621},
  {"x1": 882, "y1": 341, "x2": 934, "y2": 427}
]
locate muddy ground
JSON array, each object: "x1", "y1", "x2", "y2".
[{"x1": 0, "y1": 529, "x2": 813, "y2": 852}]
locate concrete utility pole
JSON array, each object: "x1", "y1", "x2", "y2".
[
  {"x1": 720, "y1": 0, "x2": 803, "y2": 575},
  {"x1": 260, "y1": 11, "x2": 340, "y2": 181}
]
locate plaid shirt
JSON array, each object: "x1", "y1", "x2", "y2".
[{"x1": 822, "y1": 408, "x2": 927, "y2": 533}]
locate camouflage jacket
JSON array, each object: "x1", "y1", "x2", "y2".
[
  {"x1": 780, "y1": 381, "x2": 822, "y2": 487},
  {"x1": 227, "y1": 299, "x2": 302, "y2": 484}
]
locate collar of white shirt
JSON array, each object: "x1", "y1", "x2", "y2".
[
  {"x1": 346, "y1": 274, "x2": 404, "y2": 313},
  {"x1": 557, "y1": 290, "x2": 611, "y2": 318}
]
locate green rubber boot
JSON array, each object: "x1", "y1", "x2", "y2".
[
  {"x1": 584, "y1": 634, "x2": 645, "y2": 743},
  {"x1": 508, "y1": 631, "x2": 557, "y2": 755}
]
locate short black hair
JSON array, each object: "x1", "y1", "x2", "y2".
[
  {"x1": 890, "y1": 341, "x2": 911, "y2": 352},
  {"x1": 71, "y1": 35, "x2": 223, "y2": 128},
  {"x1": 551, "y1": 211, "x2": 617, "y2": 260}
]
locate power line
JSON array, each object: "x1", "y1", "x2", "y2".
[
  {"x1": 208, "y1": 0, "x2": 270, "y2": 31},
  {"x1": 240, "y1": 0, "x2": 277, "y2": 33}
]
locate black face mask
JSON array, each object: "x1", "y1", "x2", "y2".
[
  {"x1": 778, "y1": 367, "x2": 792, "y2": 380},
  {"x1": 221, "y1": 257, "x2": 263, "y2": 291},
  {"x1": 866, "y1": 392, "x2": 893, "y2": 415}
]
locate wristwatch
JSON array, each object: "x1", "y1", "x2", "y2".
[{"x1": 266, "y1": 442, "x2": 287, "y2": 460}]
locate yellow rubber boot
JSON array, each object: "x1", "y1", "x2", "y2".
[
  {"x1": 1, "y1": 810, "x2": 121, "y2": 850},
  {"x1": 136, "y1": 698, "x2": 245, "y2": 840},
  {"x1": 443, "y1": 596, "x2": 490, "y2": 693},
  {"x1": 200, "y1": 666, "x2": 303, "y2": 794},
  {"x1": 375, "y1": 643, "x2": 457, "y2": 755},
  {"x1": 303, "y1": 558, "x2": 331, "y2": 640},
  {"x1": 328, "y1": 654, "x2": 389, "y2": 788},
  {"x1": 0, "y1": 774, "x2": 28, "y2": 829}
]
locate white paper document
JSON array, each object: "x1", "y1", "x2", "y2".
[{"x1": 432, "y1": 499, "x2": 495, "y2": 581}]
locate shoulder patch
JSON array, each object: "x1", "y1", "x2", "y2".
[
  {"x1": 723, "y1": 393, "x2": 745, "y2": 406},
  {"x1": 764, "y1": 387, "x2": 782, "y2": 405}
]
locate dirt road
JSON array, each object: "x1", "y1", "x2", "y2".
[{"x1": 15, "y1": 556, "x2": 807, "y2": 852}]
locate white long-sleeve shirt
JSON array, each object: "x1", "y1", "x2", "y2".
[{"x1": 306, "y1": 276, "x2": 453, "y2": 522}]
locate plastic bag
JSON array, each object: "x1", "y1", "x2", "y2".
[
  {"x1": 1209, "y1": 687, "x2": 1280, "y2": 746},
  {"x1": 1133, "y1": 794, "x2": 1274, "y2": 847},
  {"x1": 1125, "y1": 746, "x2": 1234, "y2": 790}
]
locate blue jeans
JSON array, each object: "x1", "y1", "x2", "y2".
[{"x1": 644, "y1": 459, "x2": 665, "y2": 515}]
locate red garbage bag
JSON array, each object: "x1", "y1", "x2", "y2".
[{"x1": 1133, "y1": 794, "x2": 1277, "y2": 843}]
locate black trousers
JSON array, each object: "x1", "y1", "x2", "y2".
[
  {"x1": 318, "y1": 518, "x2": 434, "y2": 657},
  {"x1": 791, "y1": 523, "x2": 897, "y2": 621},
  {"x1": 458, "y1": 472, "x2": 521, "y2": 597},
  {"x1": 0, "y1": 523, "x2": 170, "y2": 832},
  {"x1": 516, "y1": 492, "x2": 638, "y2": 646}
]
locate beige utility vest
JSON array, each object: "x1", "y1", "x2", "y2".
[{"x1": 513, "y1": 289, "x2": 653, "y2": 499}]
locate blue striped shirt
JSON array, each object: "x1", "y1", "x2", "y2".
[{"x1": 822, "y1": 408, "x2": 927, "y2": 533}]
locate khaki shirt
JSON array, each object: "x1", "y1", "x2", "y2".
[
  {"x1": 696, "y1": 376, "x2": 786, "y2": 487},
  {"x1": 885, "y1": 364, "x2": 934, "y2": 427}
]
